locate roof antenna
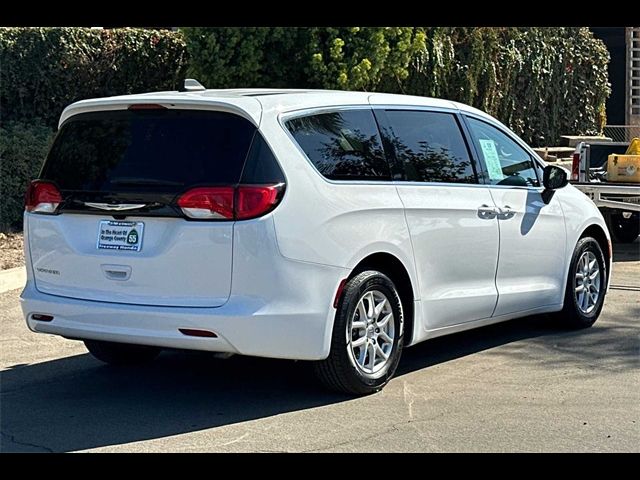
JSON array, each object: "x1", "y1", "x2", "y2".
[{"x1": 180, "y1": 78, "x2": 206, "y2": 92}]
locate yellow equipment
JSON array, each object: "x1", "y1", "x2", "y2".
[
  {"x1": 625, "y1": 137, "x2": 640, "y2": 155},
  {"x1": 607, "y1": 137, "x2": 640, "y2": 183}
]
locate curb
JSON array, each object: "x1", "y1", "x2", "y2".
[{"x1": 0, "y1": 266, "x2": 26, "y2": 294}]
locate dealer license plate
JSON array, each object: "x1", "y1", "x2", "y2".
[{"x1": 97, "y1": 220, "x2": 144, "y2": 252}]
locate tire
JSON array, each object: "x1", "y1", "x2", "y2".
[
  {"x1": 610, "y1": 213, "x2": 639, "y2": 243},
  {"x1": 314, "y1": 270, "x2": 404, "y2": 395},
  {"x1": 84, "y1": 340, "x2": 161, "y2": 366},
  {"x1": 554, "y1": 237, "x2": 607, "y2": 329}
]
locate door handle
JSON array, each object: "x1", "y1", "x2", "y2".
[
  {"x1": 500, "y1": 205, "x2": 514, "y2": 214},
  {"x1": 498, "y1": 205, "x2": 516, "y2": 219},
  {"x1": 477, "y1": 204, "x2": 499, "y2": 218}
]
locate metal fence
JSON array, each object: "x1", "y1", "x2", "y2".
[{"x1": 603, "y1": 125, "x2": 640, "y2": 143}]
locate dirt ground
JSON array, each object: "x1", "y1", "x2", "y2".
[{"x1": 0, "y1": 232, "x2": 24, "y2": 270}]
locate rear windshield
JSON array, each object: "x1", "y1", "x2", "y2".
[{"x1": 41, "y1": 109, "x2": 256, "y2": 193}]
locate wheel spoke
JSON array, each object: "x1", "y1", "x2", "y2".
[
  {"x1": 590, "y1": 293, "x2": 598, "y2": 306},
  {"x1": 588, "y1": 257, "x2": 598, "y2": 272},
  {"x1": 366, "y1": 292, "x2": 375, "y2": 319},
  {"x1": 373, "y1": 297, "x2": 387, "y2": 320},
  {"x1": 589, "y1": 269, "x2": 599, "y2": 280},
  {"x1": 352, "y1": 320, "x2": 366, "y2": 330},
  {"x1": 352, "y1": 336, "x2": 367, "y2": 347},
  {"x1": 375, "y1": 343, "x2": 389, "y2": 360},
  {"x1": 357, "y1": 344, "x2": 367, "y2": 365},
  {"x1": 377, "y1": 313, "x2": 392, "y2": 329},
  {"x1": 378, "y1": 330, "x2": 393, "y2": 344},
  {"x1": 575, "y1": 284, "x2": 584, "y2": 293},
  {"x1": 368, "y1": 343, "x2": 376, "y2": 370},
  {"x1": 356, "y1": 299, "x2": 368, "y2": 322},
  {"x1": 577, "y1": 292, "x2": 584, "y2": 310},
  {"x1": 575, "y1": 272, "x2": 584, "y2": 280},
  {"x1": 581, "y1": 290, "x2": 589, "y2": 310}
]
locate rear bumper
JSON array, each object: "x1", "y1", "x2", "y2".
[
  {"x1": 22, "y1": 213, "x2": 349, "y2": 361},
  {"x1": 21, "y1": 259, "x2": 345, "y2": 361}
]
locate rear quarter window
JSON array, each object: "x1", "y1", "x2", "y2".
[{"x1": 285, "y1": 109, "x2": 391, "y2": 181}]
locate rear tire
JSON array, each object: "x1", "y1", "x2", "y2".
[
  {"x1": 314, "y1": 270, "x2": 404, "y2": 395},
  {"x1": 554, "y1": 237, "x2": 607, "y2": 329},
  {"x1": 610, "y1": 213, "x2": 639, "y2": 243},
  {"x1": 84, "y1": 340, "x2": 161, "y2": 366}
]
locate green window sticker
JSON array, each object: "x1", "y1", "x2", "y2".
[{"x1": 478, "y1": 139, "x2": 504, "y2": 181}]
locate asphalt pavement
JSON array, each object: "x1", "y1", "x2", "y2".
[{"x1": 1, "y1": 241, "x2": 638, "y2": 452}]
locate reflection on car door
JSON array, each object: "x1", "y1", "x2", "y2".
[
  {"x1": 464, "y1": 116, "x2": 566, "y2": 316},
  {"x1": 374, "y1": 108, "x2": 500, "y2": 330}
]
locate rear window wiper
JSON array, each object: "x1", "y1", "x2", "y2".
[{"x1": 109, "y1": 177, "x2": 184, "y2": 186}]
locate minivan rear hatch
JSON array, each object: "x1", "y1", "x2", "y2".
[{"x1": 28, "y1": 106, "x2": 258, "y2": 307}]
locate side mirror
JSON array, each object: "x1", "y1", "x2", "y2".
[
  {"x1": 542, "y1": 165, "x2": 569, "y2": 203},
  {"x1": 543, "y1": 165, "x2": 569, "y2": 190}
]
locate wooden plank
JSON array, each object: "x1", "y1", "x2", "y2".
[{"x1": 559, "y1": 136, "x2": 612, "y2": 147}]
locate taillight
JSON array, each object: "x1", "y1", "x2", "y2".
[
  {"x1": 25, "y1": 181, "x2": 63, "y2": 214},
  {"x1": 177, "y1": 187, "x2": 235, "y2": 219},
  {"x1": 571, "y1": 152, "x2": 580, "y2": 181},
  {"x1": 177, "y1": 184, "x2": 284, "y2": 221},
  {"x1": 235, "y1": 185, "x2": 282, "y2": 220}
]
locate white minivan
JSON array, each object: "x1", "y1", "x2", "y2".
[{"x1": 21, "y1": 86, "x2": 611, "y2": 394}]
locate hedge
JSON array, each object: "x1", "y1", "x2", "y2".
[
  {"x1": 182, "y1": 27, "x2": 312, "y2": 89},
  {"x1": 0, "y1": 26, "x2": 609, "y2": 140},
  {"x1": 184, "y1": 27, "x2": 610, "y2": 146},
  {"x1": 394, "y1": 27, "x2": 610, "y2": 146},
  {"x1": 0, "y1": 122, "x2": 55, "y2": 231},
  {"x1": 182, "y1": 27, "x2": 427, "y2": 92},
  {"x1": 0, "y1": 27, "x2": 189, "y2": 128}
]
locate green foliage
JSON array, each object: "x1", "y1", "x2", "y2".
[
  {"x1": 183, "y1": 27, "x2": 312, "y2": 88},
  {"x1": 305, "y1": 27, "x2": 426, "y2": 90},
  {"x1": 0, "y1": 122, "x2": 55, "y2": 231},
  {"x1": 183, "y1": 27, "x2": 425, "y2": 91},
  {"x1": 391, "y1": 27, "x2": 611, "y2": 146},
  {"x1": 0, "y1": 27, "x2": 188, "y2": 128},
  {"x1": 185, "y1": 27, "x2": 609, "y2": 147}
]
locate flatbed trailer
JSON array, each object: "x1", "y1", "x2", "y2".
[
  {"x1": 573, "y1": 183, "x2": 640, "y2": 213},
  {"x1": 571, "y1": 141, "x2": 640, "y2": 243}
]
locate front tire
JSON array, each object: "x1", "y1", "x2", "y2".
[
  {"x1": 555, "y1": 237, "x2": 607, "y2": 329},
  {"x1": 314, "y1": 270, "x2": 404, "y2": 395},
  {"x1": 84, "y1": 340, "x2": 161, "y2": 366}
]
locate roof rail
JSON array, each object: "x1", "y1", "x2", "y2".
[{"x1": 180, "y1": 78, "x2": 206, "y2": 92}]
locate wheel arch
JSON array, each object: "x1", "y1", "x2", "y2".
[
  {"x1": 580, "y1": 223, "x2": 611, "y2": 272},
  {"x1": 574, "y1": 223, "x2": 612, "y2": 295},
  {"x1": 348, "y1": 252, "x2": 417, "y2": 346}
]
